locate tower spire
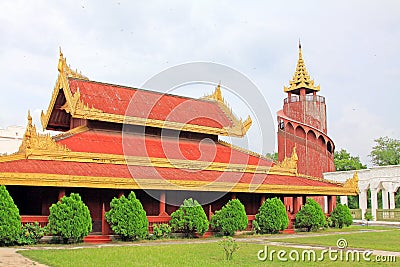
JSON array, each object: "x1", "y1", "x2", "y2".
[{"x1": 283, "y1": 43, "x2": 320, "y2": 94}]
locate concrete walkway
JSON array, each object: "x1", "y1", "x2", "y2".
[
  {"x1": 7, "y1": 228, "x2": 400, "y2": 266},
  {"x1": 0, "y1": 247, "x2": 49, "y2": 267}
]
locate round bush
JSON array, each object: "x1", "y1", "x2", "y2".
[
  {"x1": 307, "y1": 198, "x2": 327, "y2": 229},
  {"x1": 211, "y1": 199, "x2": 248, "y2": 236},
  {"x1": 170, "y1": 198, "x2": 209, "y2": 237},
  {"x1": 153, "y1": 223, "x2": 171, "y2": 239},
  {"x1": 0, "y1": 185, "x2": 21, "y2": 246},
  {"x1": 105, "y1": 192, "x2": 148, "y2": 240},
  {"x1": 255, "y1": 197, "x2": 288, "y2": 234},
  {"x1": 295, "y1": 198, "x2": 326, "y2": 231},
  {"x1": 330, "y1": 203, "x2": 353, "y2": 228},
  {"x1": 17, "y1": 222, "x2": 45, "y2": 245},
  {"x1": 48, "y1": 193, "x2": 92, "y2": 243}
]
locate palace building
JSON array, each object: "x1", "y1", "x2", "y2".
[{"x1": 0, "y1": 46, "x2": 357, "y2": 240}]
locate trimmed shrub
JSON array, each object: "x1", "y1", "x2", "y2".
[
  {"x1": 211, "y1": 199, "x2": 248, "y2": 236},
  {"x1": 255, "y1": 197, "x2": 288, "y2": 234},
  {"x1": 105, "y1": 192, "x2": 148, "y2": 240},
  {"x1": 330, "y1": 203, "x2": 353, "y2": 228},
  {"x1": 17, "y1": 222, "x2": 45, "y2": 245},
  {"x1": 48, "y1": 193, "x2": 92, "y2": 243},
  {"x1": 295, "y1": 198, "x2": 326, "y2": 231},
  {"x1": 170, "y1": 198, "x2": 209, "y2": 237},
  {"x1": 153, "y1": 223, "x2": 171, "y2": 239},
  {"x1": 307, "y1": 198, "x2": 327, "y2": 229},
  {"x1": 0, "y1": 185, "x2": 21, "y2": 246}
]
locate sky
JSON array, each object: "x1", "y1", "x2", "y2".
[{"x1": 0, "y1": 0, "x2": 399, "y2": 166}]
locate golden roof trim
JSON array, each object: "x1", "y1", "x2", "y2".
[
  {"x1": 41, "y1": 50, "x2": 95, "y2": 130},
  {"x1": 203, "y1": 84, "x2": 252, "y2": 136},
  {"x1": 0, "y1": 172, "x2": 357, "y2": 195},
  {"x1": 343, "y1": 171, "x2": 359, "y2": 194},
  {"x1": 284, "y1": 45, "x2": 320, "y2": 93},
  {"x1": 53, "y1": 126, "x2": 90, "y2": 141},
  {"x1": 58, "y1": 48, "x2": 89, "y2": 81}
]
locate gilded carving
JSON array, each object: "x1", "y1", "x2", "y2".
[
  {"x1": 343, "y1": 171, "x2": 359, "y2": 194},
  {"x1": 204, "y1": 84, "x2": 252, "y2": 136},
  {"x1": 58, "y1": 49, "x2": 89, "y2": 81},
  {"x1": 19, "y1": 112, "x2": 70, "y2": 155},
  {"x1": 275, "y1": 146, "x2": 298, "y2": 171}
]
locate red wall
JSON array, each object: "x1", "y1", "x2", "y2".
[{"x1": 277, "y1": 94, "x2": 335, "y2": 178}]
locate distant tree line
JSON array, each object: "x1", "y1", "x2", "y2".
[{"x1": 334, "y1": 136, "x2": 400, "y2": 209}]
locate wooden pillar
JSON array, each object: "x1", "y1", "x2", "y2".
[
  {"x1": 101, "y1": 203, "x2": 106, "y2": 235},
  {"x1": 231, "y1": 193, "x2": 236, "y2": 199},
  {"x1": 327, "y1": 195, "x2": 336, "y2": 214},
  {"x1": 118, "y1": 191, "x2": 124, "y2": 198},
  {"x1": 260, "y1": 195, "x2": 266, "y2": 206},
  {"x1": 58, "y1": 189, "x2": 65, "y2": 201},
  {"x1": 284, "y1": 197, "x2": 293, "y2": 213},
  {"x1": 159, "y1": 191, "x2": 168, "y2": 216},
  {"x1": 293, "y1": 197, "x2": 300, "y2": 213},
  {"x1": 208, "y1": 204, "x2": 213, "y2": 220}
]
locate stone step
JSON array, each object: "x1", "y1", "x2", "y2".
[{"x1": 83, "y1": 235, "x2": 112, "y2": 244}]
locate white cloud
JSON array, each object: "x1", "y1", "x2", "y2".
[
  {"x1": 331, "y1": 103, "x2": 397, "y2": 166},
  {"x1": 0, "y1": 0, "x2": 399, "y2": 161}
]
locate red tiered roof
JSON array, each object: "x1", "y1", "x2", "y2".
[
  {"x1": 0, "y1": 159, "x2": 337, "y2": 188},
  {"x1": 68, "y1": 79, "x2": 232, "y2": 129},
  {"x1": 56, "y1": 129, "x2": 272, "y2": 166}
]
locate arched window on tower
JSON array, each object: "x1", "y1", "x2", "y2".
[
  {"x1": 327, "y1": 141, "x2": 333, "y2": 154},
  {"x1": 279, "y1": 119, "x2": 285, "y2": 130}
]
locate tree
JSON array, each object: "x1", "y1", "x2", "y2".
[
  {"x1": 307, "y1": 198, "x2": 327, "y2": 229},
  {"x1": 334, "y1": 149, "x2": 366, "y2": 171},
  {"x1": 369, "y1": 136, "x2": 400, "y2": 166},
  {"x1": 48, "y1": 193, "x2": 92, "y2": 243},
  {"x1": 105, "y1": 192, "x2": 148, "y2": 240},
  {"x1": 0, "y1": 185, "x2": 21, "y2": 246},
  {"x1": 265, "y1": 152, "x2": 278, "y2": 162},
  {"x1": 254, "y1": 197, "x2": 288, "y2": 234},
  {"x1": 210, "y1": 199, "x2": 248, "y2": 236},
  {"x1": 170, "y1": 198, "x2": 209, "y2": 237},
  {"x1": 295, "y1": 199, "x2": 326, "y2": 232},
  {"x1": 330, "y1": 204, "x2": 353, "y2": 228},
  {"x1": 334, "y1": 149, "x2": 367, "y2": 209}
]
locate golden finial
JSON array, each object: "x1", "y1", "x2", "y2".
[
  {"x1": 298, "y1": 39, "x2": 303, "y2": 59},
  {"x1": 56, "y1": 48, "x2": 89, "y2": 80},
  {"x1": 283, "y1": 42, "x2": 320, "y2": 93},
  {"x1": 206, "y1": 83, "x2": 224, "y2": 102},
  {"x1": 58, "y1": 47, "x2": 65, "y2": 73},
  {"x1": 27, "y1": 110, "x2": 32, "y2": 126}
]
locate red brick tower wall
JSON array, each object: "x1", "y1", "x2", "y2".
[{"x1": 277, "y1": 95, "x2": 335, "y2": 178}]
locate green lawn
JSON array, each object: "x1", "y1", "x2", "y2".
[
  {"x1": 19, "y1": 241, "x2": 397, "y2": 267},
  {"x1": 270, "y1": 229, "x2": 400, "y2": 252}
]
